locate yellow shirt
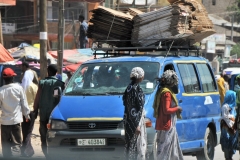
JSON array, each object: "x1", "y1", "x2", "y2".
[
  {"x1": 25, "y1": 82, "x2": 38, "y2": 111},
  {"x1": 217, "y1": 77, "x2": 226, "y2": 105}
]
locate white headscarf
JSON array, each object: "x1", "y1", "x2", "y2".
[
  {"x1": 21, "y1": 70, "x2": 34, "y2": 91},
  {"x1": 160, "y1": 70, "x2": 178, "y2": 86},
  {"x1": 130, "y1": 67, "x2": 144, "y2": 79},
  {"x1": 219, "y1": 104, "x2": 234, "y2": 128}
]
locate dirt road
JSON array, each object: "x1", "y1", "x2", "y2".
[{"x1": 0, "y1": 118, "x2": 45, "y2": 160}]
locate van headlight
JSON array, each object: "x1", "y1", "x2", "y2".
[{"x1": 51, "y1": 120, "x2": 68, "y2": 129}]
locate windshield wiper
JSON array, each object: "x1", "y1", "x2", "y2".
[
  {"x1": 65, "y1": 92, "x2": 96, "y2": 96},
  {"x1": 104, "y1": 92, "x2": 123, "y2": 95}
]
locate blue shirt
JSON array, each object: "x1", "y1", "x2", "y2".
[{"x1": 79, "y1": 21, "x2": 88, "y2": 41}]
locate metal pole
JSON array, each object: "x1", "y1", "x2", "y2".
[
  {"x1": 39, "y1": 0, "x2": 48, "y2": 79},
  {"x1": 57, "y1": 0, "x2": 64, "y2": 75}
]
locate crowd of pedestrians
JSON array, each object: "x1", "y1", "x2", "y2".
[
  {"x1": 1, "y1": 62, "x2": 240, "y2": 160},
  {"x1": 0, "y1": 62, "x2": 65, "y2": 159}
]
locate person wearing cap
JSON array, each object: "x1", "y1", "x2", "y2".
[
  {"x1": 0, "y1": 68, "x2": 30, "y2": 158},
  {"x1": 122, "y1": 67, "x2": 147, "y2": 160},
  {"x1": 33, "y1": 64, "x2": 65, "y2": 158},
  {"x1": 153, "y1": 69, "x2": 183, "y2": 160}
]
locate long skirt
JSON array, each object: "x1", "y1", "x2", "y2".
[
  {"x1": 220, "y1": 127, "x2": 236, "y2": 159},
  {"x1": 124, "y1": 116, "x2": 147, "y2": 160},
  {"x1": 156, "y1": 113, "x2": 183, "y2": 160}
]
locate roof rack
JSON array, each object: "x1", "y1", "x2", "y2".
[
  {"x1": 93, "y1": 45, "x2": 202, "y2": 58},
  {"x1": 92, "y1": 38, "x2": 202, "y2": 58}
]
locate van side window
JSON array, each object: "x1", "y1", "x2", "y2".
[
  {"x1": 177, "y1": 63, "x2": 200, "y2": 93},
  {"x1": 196, "y1": 63, "x2": 216, "y2": 92}
]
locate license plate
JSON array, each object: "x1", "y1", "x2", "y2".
[{"x1": 77, "y1": 139, "x2": 106, "y2": 146}]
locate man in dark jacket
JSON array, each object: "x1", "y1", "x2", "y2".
[{"x1": 33, "y1": 64, "x2": 64, "y2": 158}]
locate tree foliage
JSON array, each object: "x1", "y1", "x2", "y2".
[
  {"x1": 230, "y1": 43, "x2": 240, "y2": 57},
  {"x1": 227, "y1": 0, "x2": 240, "y2": 23}
]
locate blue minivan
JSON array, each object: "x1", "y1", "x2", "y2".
[{"x1": 47, "y1": 46, "x2": 221, "y2": 160}]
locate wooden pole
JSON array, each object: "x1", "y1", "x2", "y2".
[
  {"x1": 33, "y1": 0, "x2": 38, "y2": 32},
  {"x1": 0, "y1": 12, "x2": 4, "y2": 45},
  {"x1": 39, "y1": 0, "x2": 48, "y2": 79},
  {"x1": 57, "y1": 0, "x2": 64, "y2": 74}
]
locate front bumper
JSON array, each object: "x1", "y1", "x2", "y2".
[{"x1": 47, "y1": 128, "x2": 155, "y2": 160}]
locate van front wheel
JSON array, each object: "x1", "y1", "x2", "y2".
[{"x1": 196, "y1": 127, "x2": 215, "y2": 160}]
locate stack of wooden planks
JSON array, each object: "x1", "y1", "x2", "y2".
[
  {"x1": 88, "y1": 0, "x2": 215, "y2": 47},
  {"x1": 131, "y1": 0, "x2": 215, "y2": 46},
  {"x1": 87, "y1": 6, "x2": 133, "y2": 47},
  {"x1": 184, "y1": 0, "x2": 215, "y2": 44},
  {"x1": 128, "y1": 8, "x2": 144, "y2": 16},
  {"x1": 131, "y1": 5, "x2": 194, "y2": 46}
]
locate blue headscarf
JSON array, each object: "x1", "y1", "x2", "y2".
[{"x1": 223, "y1": 90, "x2": 236, "y2": 116}]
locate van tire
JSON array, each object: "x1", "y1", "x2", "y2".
[{"x1": 196, "y1": 128, "x2": 215, "y2": 160}]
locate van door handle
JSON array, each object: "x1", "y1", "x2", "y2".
[{"x1": 179, "y1": 99, "x2": 183, "y2": 103}]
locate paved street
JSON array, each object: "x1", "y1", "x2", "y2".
[{"x1": 0, "y1": 119, "x2": 238, "y2": 160}]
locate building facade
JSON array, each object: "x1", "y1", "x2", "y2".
[
  {"x1": 202, "y1": 0, "x2": 235, "y2": 15},
  {"x1": 0, "y1": 0, "x2": 100, "y2": 49}
]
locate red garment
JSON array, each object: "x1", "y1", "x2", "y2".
[{"x1": 155, "y1": 92, "x2": 179, "y2": 131}]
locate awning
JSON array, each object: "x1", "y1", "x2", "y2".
[
  {"x1": 0, "y1": 0, "x2": 16, "y2": 6},
  {"x1": 0, "y1": 43, "x2": 14, "y2": 63},
  {"x1": 48, "y1": 49, "x2": 95, "y2": 64},
  {"x1": 11, "y1": 46, "x2": 56, "y2": 64}
]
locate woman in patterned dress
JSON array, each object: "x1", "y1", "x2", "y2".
[
  {"x1": 123, "y1": 67, "x2": 147, "y2": 160},
  {"x1": 153, "y1": 70, "x2": 183, "y2": 160}
]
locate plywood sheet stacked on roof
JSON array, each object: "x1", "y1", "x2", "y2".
[
  {"x1": 131, "y1": 4, "x2": 193, "y2": 46},
  {"x1": 88, "y1": 0, "x2": 215, "y2": 47},
  {"x1": 131, "y1": 0, "x2": 215, "y2": 46},
  {"x1": 87, "y1": 6, "x2": 133, "y2": 47},
  {"x1": 183, "y1": 0, "x2": 215, "y2": 42},
  {"x1": 128, "y1": 8, "x2": 144, "y2": 16}
]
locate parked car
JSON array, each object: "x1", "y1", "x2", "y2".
[
  {"x1": 47, "y1": 46, "x2": 221, "y2": 160},
  {"x1": 222, "y1": 67, "x2": 240, "y2": 91}
]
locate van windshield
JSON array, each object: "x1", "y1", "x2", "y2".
[{"x1": 65, "y1": 62, "x2": 160, "y2": 95}]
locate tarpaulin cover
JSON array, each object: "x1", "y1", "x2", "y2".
[
  {"x1": 7, "y1": 47, "x2": 19, "y2": 54},
  {"x1": 48, "y1": 48, "x2": 103, "y2": 64},
  {"x1": 18, "y1": 42, "x2": 31, "y2": 49},
  {"x1": 0, "y1": 43, "x2": 14, "y2": 63},
  {"x1": 65, "y1": 63, "x2": 82, "y2": 72},
  {"x1": 11, "y1": 46, "x2": 56, "y2": 64}
]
